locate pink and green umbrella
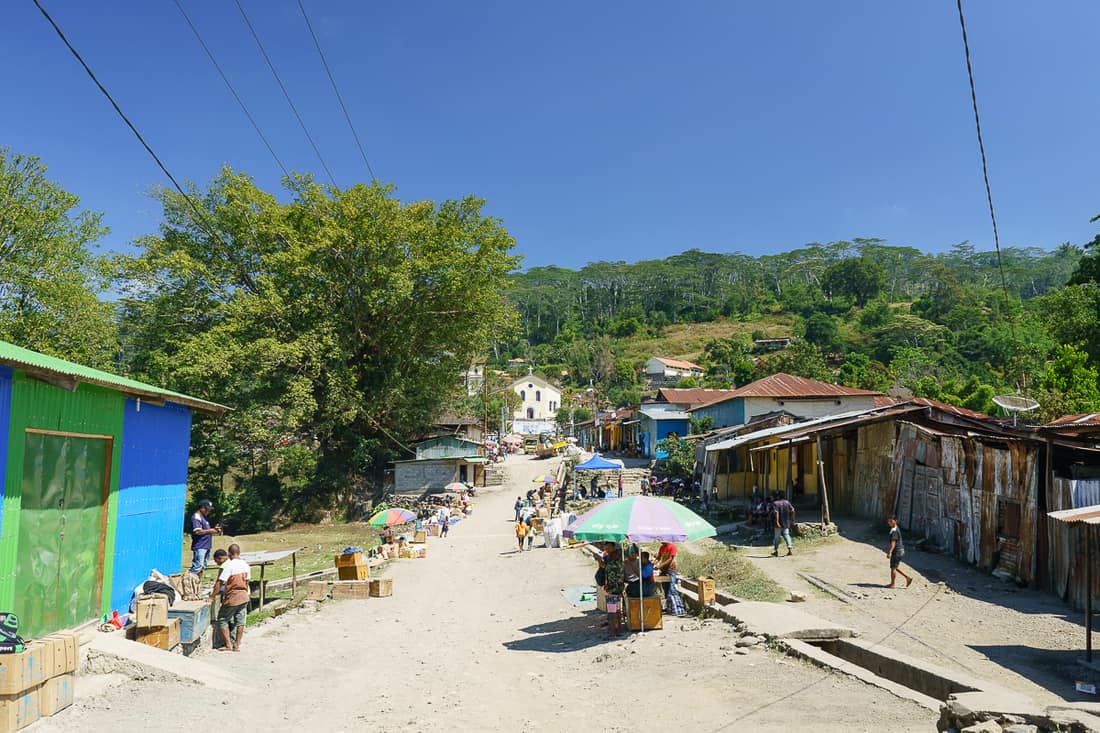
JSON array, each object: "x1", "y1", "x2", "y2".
[
  {"x1": 563, "y1": 496, "x2": 715, "y2": 543},
  {"x1": 367, "y1": 508, "x2": 417, "y2": 527}
]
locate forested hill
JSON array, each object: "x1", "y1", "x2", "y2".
[{"x1": 495, "y1": 238, "x2": 1100, "y2": 421}]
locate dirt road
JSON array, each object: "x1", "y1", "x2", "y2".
[
  {"x1": 738, "y1": 517, "x2": 1092, "y2": 706},
  {"x1": 40, "y1": 456, "x2": 936, "y2": 732}
]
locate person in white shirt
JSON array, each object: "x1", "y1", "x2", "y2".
[{"x1": 209, "y1": 544, "x2": 251, "y2": 651}]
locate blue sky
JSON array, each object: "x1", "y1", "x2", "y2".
[{"x1": 5, "y1": 1, "x2": 1099, "y2": 269}]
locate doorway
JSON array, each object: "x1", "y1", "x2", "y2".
[{"x1": 14, "y1": 430, "x2": 111, "y2": 636}]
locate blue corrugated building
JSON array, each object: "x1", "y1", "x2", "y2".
[{"x1": 0, "y1": 341, "x2": 225, "y2": 636}]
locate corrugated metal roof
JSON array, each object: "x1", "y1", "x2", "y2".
[
  {"x1": 0, "y1": 339, "x2": 227, "y2": 414},
  {"x1": 1048, "y1": 505, "x2": 1100, "y2": 525},
  {"x1": 691, "y1": 373, "x2": 881, "y2": 410},
  {"x1": 870, "y1": 396, "x2": 992, "y2": 420},
  {"x1": 1045, "y1": 413, "x2": 1100, "y2": 428},
  {"x1": 656, "y1": 387, "x2": 739, "y2": 406},
  {"x1": 654, "y1": 357, "x2": 704, "y2": 371},
  {"x1": 638, "y1": 406, "x2": 690, "y2": 421}
]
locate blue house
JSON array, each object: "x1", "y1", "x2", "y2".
[
  {"x1": 0, "y1": 340, "x2": 225, "y2": 636},
  {"x1": 637, "y1": 405, "x2": 690, "y2": 458}
]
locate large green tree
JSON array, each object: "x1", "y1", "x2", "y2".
[
  {"x1": 117, "y1": 169, "x2": 518, "y2": 515},
  {"x1": 0, "y1": 148, "x2": 116, "y2": 366}
]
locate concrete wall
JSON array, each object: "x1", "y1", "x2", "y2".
[
  {"x1": 744, "y1": 395, "x2": 877, "y2": 421},
  {"x1": 394, "y1": 459, "x2": 460, "y2": 493}
]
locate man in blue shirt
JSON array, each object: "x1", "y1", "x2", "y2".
[{"x1": 189, "y1": 499, "x2": 222, "y2": 575}]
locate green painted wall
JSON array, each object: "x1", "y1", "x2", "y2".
[{"x1": 0, "y1": 373, "x2": 124, "y2": 618}]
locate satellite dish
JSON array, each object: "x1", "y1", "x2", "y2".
[{"x1": 993, "y1": 394, "x2": 1040, "y2": 426}]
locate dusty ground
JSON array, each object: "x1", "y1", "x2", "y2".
[
  {"x1": 733, "y1": 515, "x2": 1096, "y2": 706},
  {"x1": 40, "y1": 456, "x2": 936, "y2": 732}
]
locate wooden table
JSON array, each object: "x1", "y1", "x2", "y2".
[{"x1": 207, "y1": 546, "x2": 306, "y2": 608}]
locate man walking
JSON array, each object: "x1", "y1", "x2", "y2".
[
  {"x1": 617, "y1": 472, "x2": 624, "y2": 498},
  {"x1": 515, "y1": 518, "x2": 528, "y2": 552},
  {"x1": 886, "y1": 516, "x2": 914, "y2": 588},
  {"x1": 209, "y1": 543, "x2": 250, "y2": 652},
  {"x1": 770, "y1": 491, "x2": 796, "y2": 557},
  {"x1": 189, "y1": 499, "x2": 222, "y2": 575},
  {"x1": 514, "y1": 497, "x2": 523, "y2": 522}
]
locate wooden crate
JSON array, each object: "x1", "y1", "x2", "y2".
[
  {"x1": 369, "y1": 578, "x2": 393, "y2": 597},
  {"x1": 626, "y1": 597, "x2": 663, "y2": 631},
  {"x1": 697, "y1": 576, "x2": 716, "y2": 605},
  {"x1": 331, "y1": 581, "x2": 371, "y2": 600},
  {"x1": 337, "y1": 564, "x2": 369, "y2": 581},
  {"x1": 334, "y1": 552, "x2": 363, "y2": 568},
  {"x1": 306, "y1": 581, "x2": 330, "y2": 600},
  {"x1": 136, "y1": 618, "x2": 181, "y2": 650}
]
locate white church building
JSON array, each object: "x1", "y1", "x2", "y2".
[{"x1": 510, "y1": 373, "x2": 561, "y2": 435}]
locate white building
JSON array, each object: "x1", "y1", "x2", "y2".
[
  {"x1": 645, "y1": 356, "x2": 705, "y2": 385},
  {"x1": 462, "y1": 362, "x2": 485, "y2": 396},
  {"x1": 510, "y1": 374, "x2": 561, "y2": 435}
]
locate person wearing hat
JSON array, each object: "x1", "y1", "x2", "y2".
[{"x1": 189, "y1": 499, "x2": 222, "y2": 575}]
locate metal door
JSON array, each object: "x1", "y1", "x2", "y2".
[{"x1": 14, "y1": 431, "x2": 110, "y2": 636}]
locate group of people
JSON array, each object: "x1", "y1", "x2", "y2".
[
  {"x1": 641, "y1": 475, "x2": 699, "y2": 499},
  {"x1": 189, "y1": 500, "x2": 251, "y2": 652},
  {"x1": 572, "y1": 473, "x2": 624, "y2": 500},
  {"x1": 745, "y1": 489, "x2": 798, "y2": 557},
  {"x1": 595, "y1": 540, "x2": 685, "y2": 639}
]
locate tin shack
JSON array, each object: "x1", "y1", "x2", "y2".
[{"x1": 0, "y1": 340, "x2": 225, "y2": 636}]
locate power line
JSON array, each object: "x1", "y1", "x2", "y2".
[
  {"x1": 296, "y1": 0, "x2": 377, "y2": 181},
  {"x1": 172, "y1": 0, "x2": 290, "y2": 179},
  {"x1": 31, "y1": 0, "x2": 229, "y2": 251},
  {"x1": 955, "y1": 0, "x2": 1025, "y2": 390},
  {"x1": 233, "y1": 0, "x2": 338, "y2": 187}
]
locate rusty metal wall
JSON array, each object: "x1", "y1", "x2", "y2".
[{"x1": 1045, "y1": 477, "x2": 1100, "y2": 609}]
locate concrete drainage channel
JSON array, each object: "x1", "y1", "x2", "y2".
[{"x1": 675, "y1": 578, "x2": 1100, "y2": 732}]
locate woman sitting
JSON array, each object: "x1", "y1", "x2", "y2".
[{"x1": 624, "y1": 551, "x2": 657, "y2": 598}]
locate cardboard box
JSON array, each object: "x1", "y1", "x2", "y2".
[
  {"x1": 412, "y1": 530, "x2": 427, "y2": 544},
  {"x1": 38, "y1": 674, "x2": 73, "y2": 718},
  {"x1": 46, "y1": 633, "x2": 78, "y2": 675},
  {"x1": 697, "y1": 576, "x2": 716, "y2": 605},
  {"x1": 333, "y1": 552, "x2": 363, "y2": 568},
  {"x1": 369, "y1": 578, "x2": 393, "y2": 598},
  {"x1": 24, "y1": 643, "x2": 51, "y2": 687},
  {"x1": 337, "y1": 565, "x2": 369, "y2": 581},
  {"x1": 331, "y1": 581, "x2": 371, "y2": 600},
  {"x1": 626, "y1": 597, "x2": 663, "y2": 631},
  {"x1": 135, "y1": 594, "x2": 169, "y2": 629},
  {"x1": 306, "y1": 581, "x2": 329, "y2": 601},
  {"x1": 0, "y1": 685, "x2": 39, "y2": 731},
  {"x1": 0, "y1": 645, "x2": 45, "y2": 696},
  {"x1": 136, "y1": 618, "x2": 181, "y2": 650}
]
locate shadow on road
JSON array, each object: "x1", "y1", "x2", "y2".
[
  {"x1": 502, "y1": 613, "x2": 607, "y2": 653},
  {"x1": 969, "y1": 644, "x2": 1100, "y2": 702}
]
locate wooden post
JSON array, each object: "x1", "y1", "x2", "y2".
[
  {"x1": 292, "y1": 551, "x2": 297, "y2": 596},
  {"x1": 259, "y1": 563, "x2": 266, "y2": 608},
  {"x1": 786, "y1": 443, "x2": 794, "y2": 501},
  {"x1": 1088, "y1": 526, "x2": 1094, "y2": 664},
  {"x1": 817, "y1": 434, "x2": 831, "y2": 526}
]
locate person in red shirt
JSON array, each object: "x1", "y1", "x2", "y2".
[{"x1": 655, "y1": 541, "x2": 685, "y2": 616}]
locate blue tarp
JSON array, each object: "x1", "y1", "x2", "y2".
[{"x1": 574, "y1": 454, "x2": 622, "y2": 471}]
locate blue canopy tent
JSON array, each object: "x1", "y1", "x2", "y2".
[{"x1": 573, "y1": 453, "x2": 624, "y2": 498}]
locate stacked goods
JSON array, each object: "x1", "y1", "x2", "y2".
[
  {"x1": 335, "y1": 551, "x2": 369, "y2": 581},
  {"x1": 330, "y1": 580, "x2": 371, "y2": 600},
  {"x1": 0, "y1": 631, "x2": 79, "y2": 731},
  {"x1": 133, "y1": 594, "x2": 181, "y2": 651},
  {"x1": 369, "y1": 578, "x2": 393, "y2": 597}
]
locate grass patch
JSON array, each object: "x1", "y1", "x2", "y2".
[
  {"x1": 181, "y1": 522, "x2": 384, "y2": 582},
  {"x1": 674, "y1": 541, "x2": 788, "y2": 602}
]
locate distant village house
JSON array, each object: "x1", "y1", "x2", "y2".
[{"x1": 645, "y1": 357, "x2": 705, "y2": 385}]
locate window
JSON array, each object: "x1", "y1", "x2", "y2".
[
  {"x1": 526, "y1": 407, "x2": 535, "y2": 419},
  {"x1": 520, "y1": 390, "x2": 526, "y2": 401},
  {"x1": 536, "y1": 390, "x2": 541, "y2": 402}
]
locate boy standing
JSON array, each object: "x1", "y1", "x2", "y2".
[{"x1": 209, "y1": 543, "x2": 250, "y2": 651}]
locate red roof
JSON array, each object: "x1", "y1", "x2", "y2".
[
  {"x1": 654, "y1": 357, "x2": 704, "y2": 371},
  {"x1": 692, "y1": 373, "x2": 882, "y2": 409},
  {"x1": 656, "y1": 387, "x2": 739, "y2": 407},
  {"x1": 872, "y1": 396, "x2": 993, "y2": 421},
  {"x1": 1045, "y1": 413, "x2": 1100, "y2": 428}
]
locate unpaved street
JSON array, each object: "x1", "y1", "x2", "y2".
[{"x1": 39, "y1": 455, "x2": 936, "y2": 732}]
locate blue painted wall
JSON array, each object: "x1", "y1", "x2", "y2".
[
  {"x1": 0, "y1": 367, "x2": 10, "y2": 540},
  {"x1": 109, "y1": 399, "x2": 192, "y2": 613},
  {"x1": 692, "y1": 399, "x2": 745, "y2": 429},
  {"x1": 640, "y1": 416, "x2": 691, "y2": 457}
]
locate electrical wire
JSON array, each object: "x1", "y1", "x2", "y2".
[
  {"x1": 172, "y1": 0, "x2": 290, "y2": 180},
  {"x1": 31, "y1": 0, "x2": 230, "y2": 251},
  {"x1": 233, "y1": 0, "x2": 338, "y2": 187},
  {"x1": 296, "y1": 0, "x2": 377, "y2": 181},
  {"x1": 955, "y1": 0, "x2": 1026, "y2": 391}
]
